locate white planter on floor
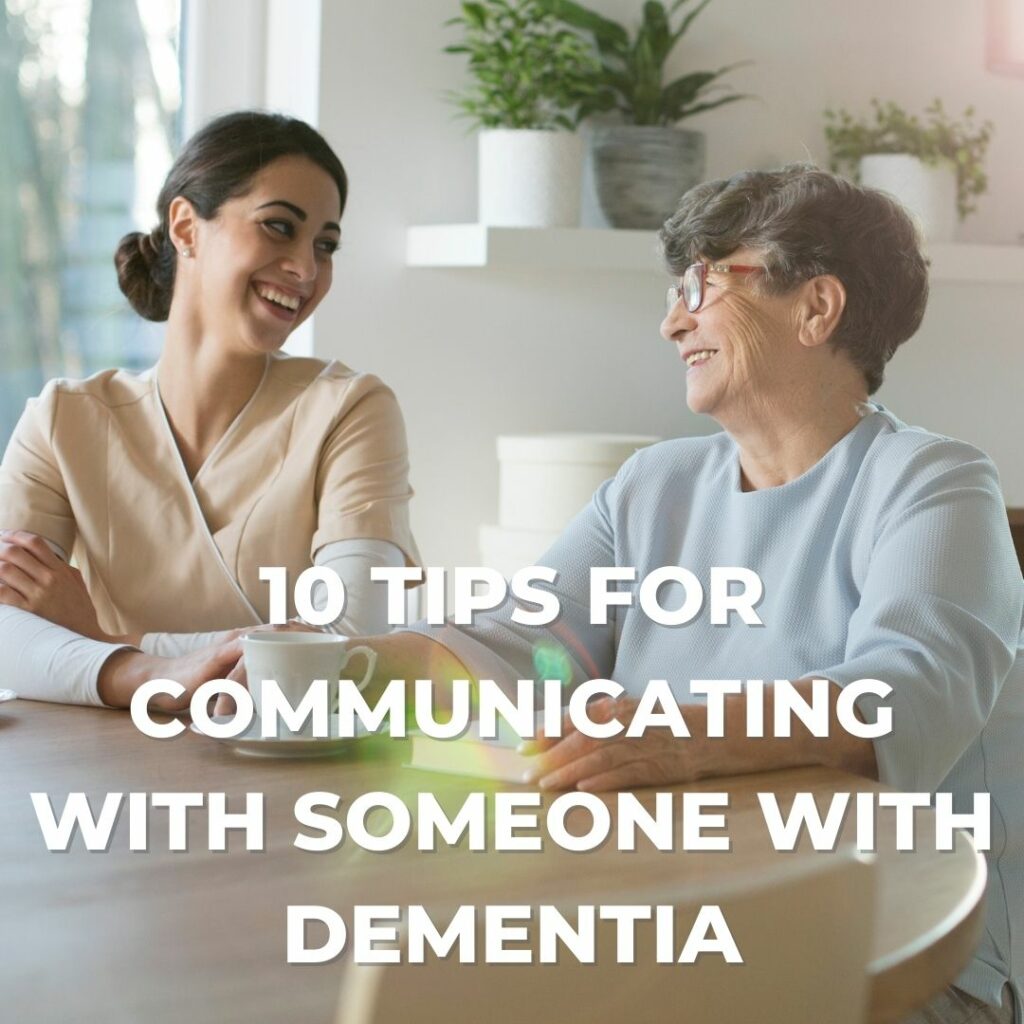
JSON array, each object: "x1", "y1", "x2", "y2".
[
  {"x1": 496, "y1": 433, "x2": 659, "y2": 532},
  {"x1": 478, "y1": 129, "x2": 584, "y2": 227},
  {"x1": 479, "y1": 433, "x2": 660, "y2": 577},
  {"x1": 858, "y1": 154, "x2": 957, "y2": 242}
]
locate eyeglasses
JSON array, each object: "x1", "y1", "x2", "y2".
[{"x1": 666, "y1": 262, "x2": 765, "y2": 315}]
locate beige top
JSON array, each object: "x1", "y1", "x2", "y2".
[{"x1": 0, "y1": 354, "x2": 420, "y2": 636}]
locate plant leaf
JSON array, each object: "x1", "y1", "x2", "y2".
[
  {"x1": 641, "y1": 1, "x2": 673, "y2": 66},
  {"x1": 673, "y1": 93, "x2": 749, "y2": 121},
  {"x1": 672, "y1": 0, "x2": 712, "y2": 45},
  {"x1": 661, "y1": 61, "x2": 748, "y2": 111},
  {"x1": 661, "y1": 70, "x2": 720, "y2": 110},
  {"x1": 462, "y1": 2, "x2": 489, "y2": 29},
  {"x1": 539, "y1": 0, "x2": 630, "y2": 54},
  {"x1": 628, "y1": 32, "x2": 663, "y2": 121}
]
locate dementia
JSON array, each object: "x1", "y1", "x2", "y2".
[{"x1": 287, "y1": 902, "x2": 742, "y2": 965}]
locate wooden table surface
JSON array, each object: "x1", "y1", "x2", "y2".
[{"x1": 0, "y1": 701, "x2": 985, "y2": 1024}]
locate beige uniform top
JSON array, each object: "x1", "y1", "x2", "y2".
[{"x1": 0, "y1": 354, "x2": 420, "y2": 637}]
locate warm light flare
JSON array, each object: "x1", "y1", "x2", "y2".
[{"x1": 987, "y1": 0, "x2": 1024, "y2": 77}]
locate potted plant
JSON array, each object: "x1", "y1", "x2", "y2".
[
  {"x1": 541, "y1": 0, "x2": 749, "y2": 229},
  {"x1": 824, "y1": 99, "x2": 993, "y2": 242},
  {"x1": 445, "y1": 0, "x2": 602, "y2": 227}
]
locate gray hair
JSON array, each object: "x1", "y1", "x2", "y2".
[{"x1": 659, "y1": 164, "x2": 929, "y2": 394}]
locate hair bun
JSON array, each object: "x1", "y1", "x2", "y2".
[
  {"x1": 139, "y1": 226, "x2": 164, "y2": 263},
  {"x1": 114, "y1": 228, "x2": 173, "y2": 322}
]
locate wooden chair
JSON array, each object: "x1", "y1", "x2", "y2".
[
  {"x1": 336, "y1": 851, "x2": 876, "y2": 1024},
  {"x1": 1008, "y1": 508, "x2": 1024, "y2": 574}
]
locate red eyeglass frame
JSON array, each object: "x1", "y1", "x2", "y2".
[{"x1": 667, "y1": 261, "x2": 765, "y2": 314}]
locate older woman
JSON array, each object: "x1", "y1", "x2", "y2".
[{"x1": 360, "y1": 166, "x2": 1022, "y2": 1023}]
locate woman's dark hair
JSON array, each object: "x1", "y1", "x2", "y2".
[
  {"x1": 659, "y1": 164, "x2": 929, "y2": 394},
  {"x1": 115, "y1": 110, "x2": 348, "y2": 321}
]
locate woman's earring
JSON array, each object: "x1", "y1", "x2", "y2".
[{"x1": 181, "y1": 247, "x2": 193, "y2": 258}]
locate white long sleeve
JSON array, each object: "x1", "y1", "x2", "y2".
[
  {"x1": 139, "y1": 538, "x2": 405, "y2": 656},
  {"x1": 0, "y1": 606, "x2": 130, "y2": 706},
  {"x1": 140, "y1": 629, "x2": 231, "y2": 657},
  {"x1": 310, "y1": 538, "x2": 406, "y2": 636},
  {"x1": 2, "y1": 538, "x2": 406, "y2": 704},
  {"x1": 0, "y1": 536, "x2": 130, "y2": 705}
]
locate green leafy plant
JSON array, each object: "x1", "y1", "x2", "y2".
[
  {"x1": 444, "y1": 0, "x2": 604, "y2": 130},
  {"x1": 539, "y1": 0, "x2": 749, "y2": 126},
  {"x1": 824, "y1": 99, "x2": 994, "y2": 220}
]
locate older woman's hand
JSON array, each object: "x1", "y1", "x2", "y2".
[
  {"x1": 521, "y1": 695, "x2": 701, "y2": 792},
  {"x1": 0, "y1": 530, "x2": 108, "y2": 640}
]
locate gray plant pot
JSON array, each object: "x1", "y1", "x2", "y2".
[{"x1": 591, "y1": 125, "x2": 706, "y2": 230}]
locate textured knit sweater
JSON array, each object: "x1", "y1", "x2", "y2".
[{"x1": 413, "y1": 406, "x2": 1023, "y2": 1016}]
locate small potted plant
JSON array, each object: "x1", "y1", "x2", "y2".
[
  {"x1": 542, "y1": 0, "x2": 749, "y2": 229},
  {"x1": 445, "y1": 0, "x2": 602, "y2": 227},
  {"x1": 824, "y1": 99, "x2": 993, "y2": 242}
]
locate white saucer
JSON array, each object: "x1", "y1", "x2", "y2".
[
  {"x1": 190, "y1": 715, "x2": 362, "y2": 759},
  {"x1": 0, "y1": 689, "x2": 16, "y2": 703}
]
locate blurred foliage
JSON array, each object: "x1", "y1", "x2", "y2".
[
  {"x1": 444, "y1": 0, "x2": 604, "y2": 130},
  {"x1": 0, "y1": 0, "x2": 178, "y2": 446},
  {"x1": 824, "y1": 98, "x2": 993, "y2": 220},
  {"x1": 539, "y1": 0, "x2": 749, "y2": 127}
]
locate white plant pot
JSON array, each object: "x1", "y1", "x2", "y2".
[
  {"x1": 858, "y1": 154, "x2": 957, "y2": 243},
  {"x1": 496, "y1": 433, "x2": 659, "y2": 532},
  {"x1": 477, "y1": 129, "x2": 583, "y2": 227}
]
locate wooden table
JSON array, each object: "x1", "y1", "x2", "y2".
[{"x1": 0, "y1": 702, "x2": 985, "y2": 1024}]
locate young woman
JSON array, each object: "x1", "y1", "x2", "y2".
[{"x1": 0, "y1": 111, "x2": 419, "y2": 709}]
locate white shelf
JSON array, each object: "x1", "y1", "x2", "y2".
[{"x1": 406, "y1": 225, "x2": 1024, "y2": 284}]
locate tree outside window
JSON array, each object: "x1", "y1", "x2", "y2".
[{"x1": 1, "y1": 0, "x2": 182, "y2": 445}]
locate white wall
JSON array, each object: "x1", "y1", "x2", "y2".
[{"x1": 316, "y1": 0, "x2": 1024, "y2": 569}]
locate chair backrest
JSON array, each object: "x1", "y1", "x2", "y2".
[
  {"x1": 1008, "y1": 507, "x2": 1024, "y2": 573},
  {"x1": 336, "y1": 851, "x2": 876, "y2": 1024}
]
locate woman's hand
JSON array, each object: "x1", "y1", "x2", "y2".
[
  {"x1": 97, "y1": 637, "x2": 244, "y2": 710},
  {"x1": 520, "y1": 695, "x2": 700, "y2": 793},
  {"x1": 212, "y1": 620, "x2": 325, "y2": 715},
  {"x1": 0, "y1": 531, "x2": 109, "y2": 640}
]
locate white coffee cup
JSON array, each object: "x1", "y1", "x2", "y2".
[{"x1": 242, "y1": 633, "x2": 377, "y2": 738}]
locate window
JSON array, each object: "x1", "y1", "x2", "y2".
[{"x1": 1, "y1": 0, "x2": 183, "y2": 445}]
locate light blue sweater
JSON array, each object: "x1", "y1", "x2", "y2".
[{"x1": 416, "y1": 406, "x2": 1023, "y2": 1015}]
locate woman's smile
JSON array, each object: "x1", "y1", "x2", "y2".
[
  {"x1": 683, "y1": 348, "x2": 718, "y2": 371},
  {"x1": 251, "y1": 280, "x2": 305, "y2": 322}
]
